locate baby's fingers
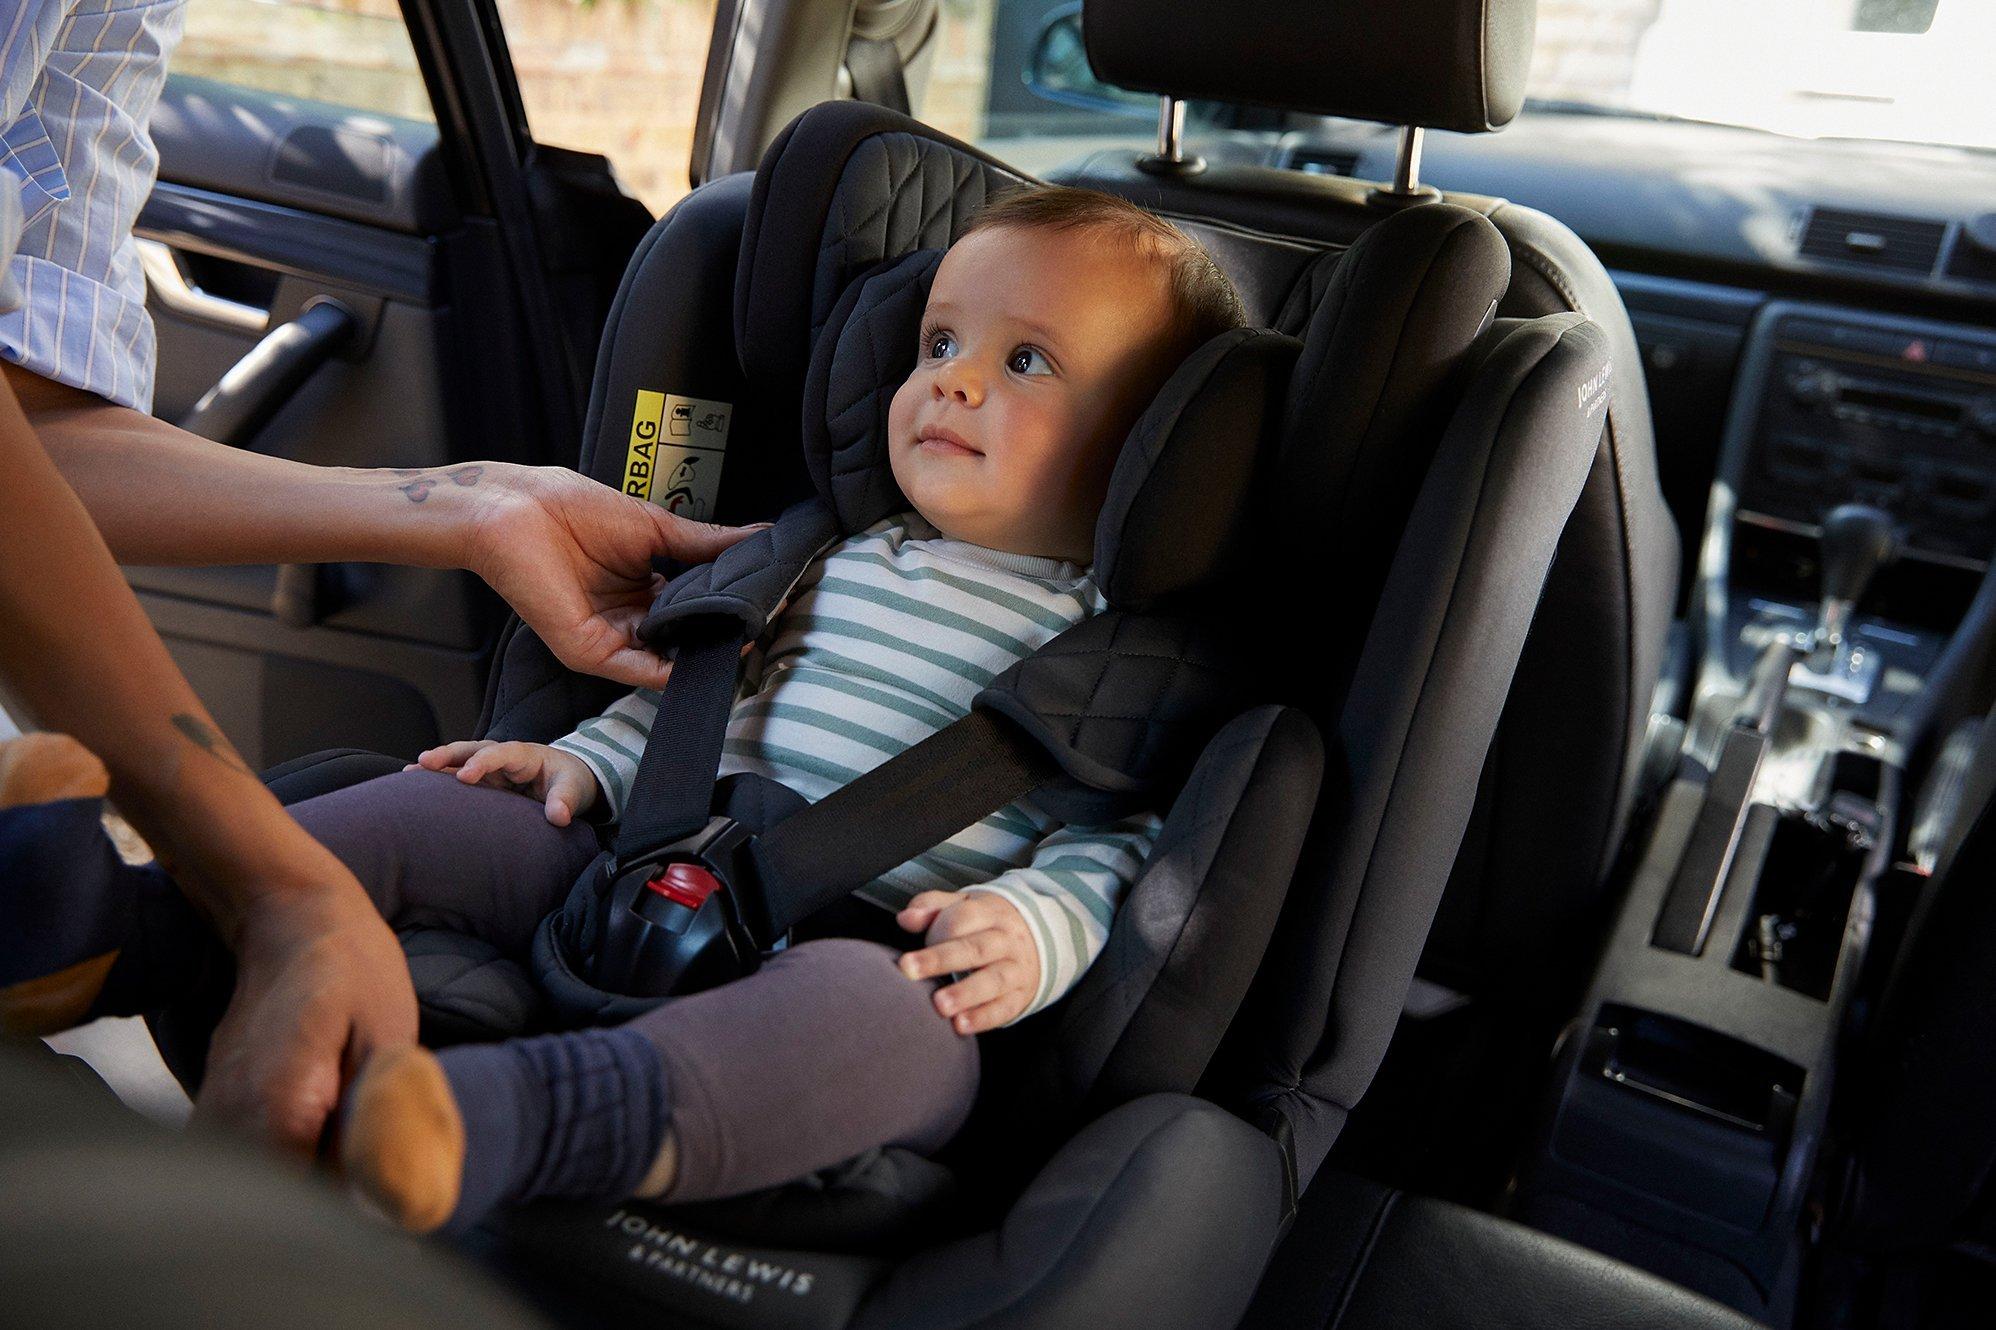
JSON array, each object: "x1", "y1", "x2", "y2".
[
  {"x1": 457, "y1": 742, "x2": 538, "y2": 787},
  {"x1": 895, "y1": 891, "x2": 955, "y2": 935},
  {"x1": 415, "y1": 740, "x2": 490, "y2": 772},
  {"x1": 950, "y1": 993, "x2": 1027, "y2": 1035},
  {"x1": 933, "y1": 964, "x2": 1012, "y2": 1023},
  {"x1": 543, "y1": 763, "x2": 593, "y2": 827},
  {"x1": 898, "y1": 927, "x2": 1005, "y2": 981}
]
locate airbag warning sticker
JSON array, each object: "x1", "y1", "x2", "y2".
[{"x1": 623, "y1": 390, "x2": 732, "y2": 519}]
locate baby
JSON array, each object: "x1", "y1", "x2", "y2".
[{"x1": 319, "y1": 186, "x2": 1249, "y2": 1231}]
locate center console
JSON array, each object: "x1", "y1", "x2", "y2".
[
  {"x1": 1510, "y1": 302, "x2": 1996, "y2": 1320},
  {"x1": 1698, "y1": 302, "x2": 1996, "y2": 754}
]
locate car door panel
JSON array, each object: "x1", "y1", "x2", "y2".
[{"x1": 133, "y1": 71, "x2": 529, "y2": 769}]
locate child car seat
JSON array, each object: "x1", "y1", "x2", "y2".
[{"x1": 260, "y1": 104, "x2": 1613, "y2": 1329}]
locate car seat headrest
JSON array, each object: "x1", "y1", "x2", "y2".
[
  {"x1": 1083, "y1": 0, "x2": 1537, "y2": 135},
  {"x1": 801, "y1": 249, "x2": 1296, "y2": 607},
  {"x1": 1092, "y1": 328, "x2": 1297, "y2": 609}
]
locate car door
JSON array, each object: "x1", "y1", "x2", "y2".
[{"x1": 134, "y1": 0, "x2": 650, "y2": 770}]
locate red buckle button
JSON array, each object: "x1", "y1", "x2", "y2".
[{"x1": 644, "y1": 862, "x2": 722, "y2": 911}]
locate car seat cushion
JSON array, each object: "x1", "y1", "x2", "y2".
[
  {"x1": 399, "y1": 927, "x2": 548, "y2": 1045},
  {"x1": 977, "y1": 608, "x2": 1262, "y2": 824},
  {"x1": 1091, "y1": 327, "x2": 1296, "y2": 610}
]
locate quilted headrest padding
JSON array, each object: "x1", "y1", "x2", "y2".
[
  {"x1": 800, "y1": 250, "x2": 940, "y2": 531},
  {"x1": 736, "y1": 103, "x2": 1028, "y2": 443},
  {"x1": 1093, "y1": 329, "x2": 1300, "y2": 609}
]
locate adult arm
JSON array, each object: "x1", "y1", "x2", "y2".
[
  {"x1": 5, "y1": 365, "x2": 754, "y2": 690},
  {"x1": 0, "y1": 369, "x2": 415, "y2": 1154}
]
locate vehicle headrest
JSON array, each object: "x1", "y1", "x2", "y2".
[
  {"x1": 800, "y1": 248, "x2": 1296, "y2": 608},
  {"x1": 1083, "y1": 0, "x2": 1537, "y2": 135}
]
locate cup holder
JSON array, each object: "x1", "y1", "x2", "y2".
[{"x1": 1727, "y1": 798, "x2": 1874, "y2": 999}]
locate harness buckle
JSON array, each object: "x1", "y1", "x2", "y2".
[{"x1": 598, "y1": 817, "x2": 760, "y2": 995}]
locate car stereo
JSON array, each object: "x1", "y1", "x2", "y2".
[{"x1": 1736, "y1": 310, "x2": 1996, "y2": 567}]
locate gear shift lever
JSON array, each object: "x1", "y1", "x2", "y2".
[{"x1": 1812, "y1": 503, "x2": 1899, "y2": 660}]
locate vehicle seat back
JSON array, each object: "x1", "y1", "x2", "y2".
[{"x1": 1072, "y1": 0, "x2": 1679, "y2": 1016}]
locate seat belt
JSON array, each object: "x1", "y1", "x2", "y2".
[{"x1": 845, "y1": 35, "x2": 911, "y2": 116}]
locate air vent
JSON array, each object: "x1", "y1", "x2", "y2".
[
  {"x1": 1289, "y1": 148, "x2": 1360, "y2": 178},
  {"x1": 1799, "y1": 207, "x2": 1946, "y2": 276}
]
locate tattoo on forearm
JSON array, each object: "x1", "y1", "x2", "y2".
[
  {"x1": 170, "y1": 714, "x2": 256, "y2": 779},
  {"x1": 394, "y1": 464, "x2": 487, "y2": 503}
]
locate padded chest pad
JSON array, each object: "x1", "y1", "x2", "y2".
[
  {"x1": 978, "y1": 607, "x2": 1261, "y2": 824},
  {"x1": 639, "y1": 499, "x2": 842, "y2": 645}
]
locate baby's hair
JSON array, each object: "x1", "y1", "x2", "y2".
[{"x1": 963, "y1": 185, "x2": 1248, "y2": 353}]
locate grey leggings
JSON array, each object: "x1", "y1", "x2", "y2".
[{"x1": 289, "y1": 770, "x2": 980, "y2": 1201}]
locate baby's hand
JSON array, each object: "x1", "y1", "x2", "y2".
[
  {"x1": 407, "y1": 740, "x2": 600, "y2": 827},
  {"x1": 894, "y1": 891, "x2": 1040, "y2": 1035}
]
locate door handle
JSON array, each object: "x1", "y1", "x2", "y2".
[
  {"x1": 136, "y1": 238, "x2": 270, "y2": 334},
  {"x1": 178, "y1": 299, "x2": 357, "y2": 448}
]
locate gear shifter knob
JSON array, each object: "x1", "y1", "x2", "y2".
[
  {"x1": 1820, "y1": 503, "x2": 1898, "y2": 609},
  {"x1": 1814, "y1": 503, "x2": 1898, "y2": 655}
]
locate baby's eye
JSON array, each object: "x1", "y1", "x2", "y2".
[
  {"x1": 1007, "y1": 346, "x2": 1052, "y2": 376},
  {"x1": 924, "y1": 331, "x2": 957, "y2": 361}
]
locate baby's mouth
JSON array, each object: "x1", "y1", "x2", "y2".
[{"x1": 916, "y1": 426, "x2": 982, "y2": 457}]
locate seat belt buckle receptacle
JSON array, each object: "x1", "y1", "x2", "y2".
[{"x1": 596, "y1": 817, "x2": 760, "y2": 996}]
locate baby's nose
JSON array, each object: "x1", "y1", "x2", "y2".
[{"x1": 935, "y1": 359, "x2": 984, "y2": 406}]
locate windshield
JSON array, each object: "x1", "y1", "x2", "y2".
[{"x1": 1529, "y1": 0, "x2": 1996, "y2": 151}]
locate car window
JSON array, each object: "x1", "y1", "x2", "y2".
[
  {"x1": 936, "y1": 0, "x2": 1992, "y2": 173},
  {"x1": 492, "y1": 0, "x2": 716, "y2": 216},
  {"x1": 173, "y1": 0, "x2": 435, "y2": 123}
]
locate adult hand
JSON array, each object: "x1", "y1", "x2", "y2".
[
  {"x1": 467, "y1": 466, "x2": 760, "y2": 690},
  {"x1": 191, "y1": 837, "x2": 418, "y2": 1157}
]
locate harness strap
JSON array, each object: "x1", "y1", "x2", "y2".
[
  {"x1": 608, "y1": 614, "x2": 1059, "y2": 947},
  {"x1": 741, "y1": 708, "x2": 1062, "y2": 942},
  {"x1": 611, "y1": 622, "x2": 752, "y2": 866}
]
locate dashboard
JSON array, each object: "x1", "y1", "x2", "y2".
[{"x1": 1286, "y1": 111, "x2": 1996, "y2": 636}]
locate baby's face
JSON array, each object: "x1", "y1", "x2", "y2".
[{"x1": 886, "y1": 224, "x2": 1181, "y2": 562}]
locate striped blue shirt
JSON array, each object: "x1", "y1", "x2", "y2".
[
  {"x1": 0, "y1": 0, "x2": 185, "y2": 411},
  {"x1": 555, "y1": 515, "x2": 1162, "y2": 1019}
]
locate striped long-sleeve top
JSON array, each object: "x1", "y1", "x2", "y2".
[{"x1": 553, "y1": 513, "x2": 1160, "y2": 1019}]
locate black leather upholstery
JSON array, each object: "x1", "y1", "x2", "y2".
[
  {"x1": 1083, "y1": 0, "x2": 1537, "y2": 134},
  {"x1": 1246, "y1": 1171, "x2": 1766, "y2": 1329}
]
